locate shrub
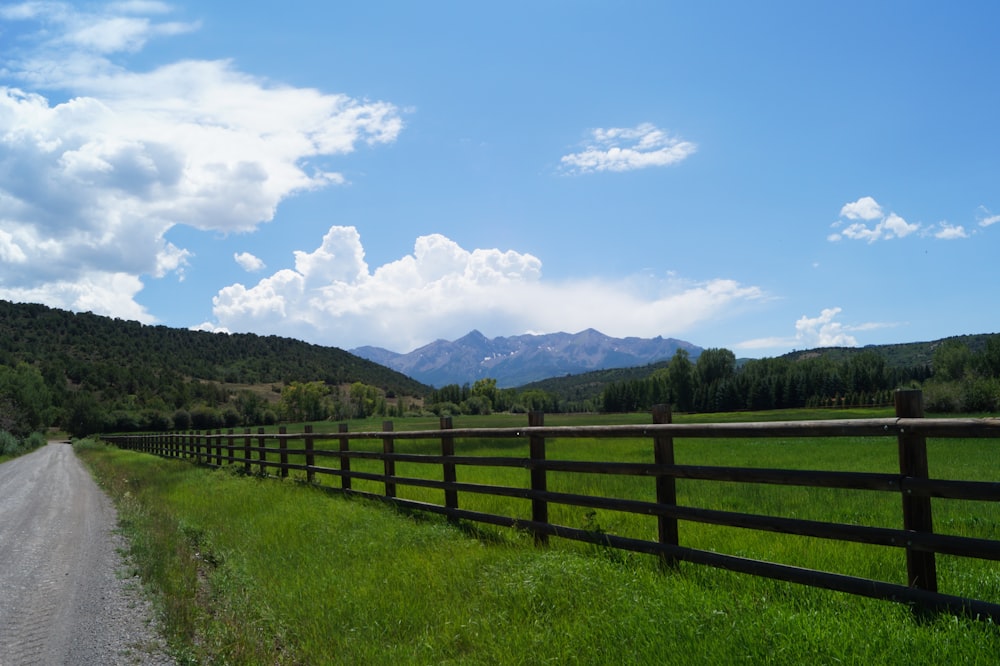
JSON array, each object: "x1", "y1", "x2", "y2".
[
  {"x1": 922, "y1": 381, "x2": 962, "y2": 413},
  {"x1": 961, "y1": 377, "x2": 1000, "y2": 413},
  {"x1": 24, "y1": 432, "x2": 46, "y2": 452},
  {"x1": 222, "y1": 407, "x2": 241, "y2": 428},
  {"x1": 0, "y1": 430, "x2": 21, "y2": 456},
  {"x1": 191, "y1": 406, "x2": 223, "y2": 430},
  {"x1": 173, "y1": 409, "x2": 192, "y2": 431},
  {"x1": 143, "y1": 410, "x2": 174, "y2": 432},
  {"x1": 430, "y1": 401, "x2": 461, "y2": 417}
]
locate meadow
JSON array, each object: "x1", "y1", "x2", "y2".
[{"x1": 77, "y1": 408, "x2": 1000, "y2": 664}]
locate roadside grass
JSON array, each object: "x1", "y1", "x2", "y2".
[{"x1": 75, "y1": 410, "x2": 1000, "y2": 665}]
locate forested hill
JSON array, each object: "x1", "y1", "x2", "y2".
[
  {"x1": 0, "y1": 300, "x2": 427, "y2": 394},
  {"x1": 0, "y1": 300, "x2": 431, "y2": 436}
]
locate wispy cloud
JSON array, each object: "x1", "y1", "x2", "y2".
[
  {"x1": 560, "y1": 123, "x2": 696, "y2": 174},
  {"x1": 0, "y1": 2, "x2": 402, "y2": 320},
  {"x1": 978, "y1": 206, "x2": 1000, "y2": 228},
  {"x1": 204, "y1": 226, "x2": 765, "y2": 351}
]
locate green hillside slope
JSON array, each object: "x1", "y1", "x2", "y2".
[{"x1": 0, "y1": 300, "x2": 429, "y2": 435}]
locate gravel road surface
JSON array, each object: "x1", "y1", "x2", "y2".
[{"x1": 0, "y1": 443, "x2": 175, "y2": 665}]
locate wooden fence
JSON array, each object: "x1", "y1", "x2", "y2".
[{"x1": 103, "y1": 389, "x2": 1000, "y2": 621}]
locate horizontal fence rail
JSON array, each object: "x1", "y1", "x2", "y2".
[{"x1": 102, "y1": 390, "x2": 1000, "y2": 622}]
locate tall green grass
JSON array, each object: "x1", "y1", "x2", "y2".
[{"x1": 76, "y1": 414, "x2": 1000, "y2": 665}]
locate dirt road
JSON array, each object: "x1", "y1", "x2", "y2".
[{"x1": 0, "y1": 443, "x2": 174, "y2": 665}]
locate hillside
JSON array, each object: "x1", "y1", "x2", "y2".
[
  {"x1": 0, "y1": 300, "x2": 428, "y2": 395},
  {"x1": 352, "y1": 329, "x2": 700, "y2": 387},
  {"x1": 781, "y1": 335, "x2": 996, "y2": 368},
  {"x1": 0, "y1": 300, "x2": 430, "y2": 435}
]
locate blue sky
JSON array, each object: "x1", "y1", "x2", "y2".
[{"x1": 1, "y1": 1, "x2": 998, "y2": 357}]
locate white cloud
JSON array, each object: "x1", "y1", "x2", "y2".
[
  {"x1": 839, "y1": 196, "x2": 883, "y2": 221},
  {"x1": 978, "y1": 207, "x2": 1000, "y2": 227},
  {"x1": 0, "y1": 271, "x2": 153, "y2": 322},
  {"x1": 0, "y1": 3, "x2": 401, "y2": 319},
  {"x1": 560, "y1": 123, "x2": 696, "y2": 174},
  {"x1": 206, "y1": 226, "x2": 765, "y2": 351},
  {"x1": 933, "y1": 222, "x2": 968, "y2": 240},
  {"x1": 828, "y1": 197, "x2": 919, "y2": 243},
  {"x1": 234, "y1": 251, "x2": 265, "y2": 272},
  {"x1": 795, "y1": 307, "x2": 857, "y2": 347},
  {"x1": 735, "y1": 307, "x2": 898, "y2": 353}
]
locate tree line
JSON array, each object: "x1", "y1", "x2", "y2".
[
  {"x1": 426, "y1": 378, "x2": 561, "y2": 416},
  {"x1": 601, "y1": 338, "x2": 1000, "y2": 414}
]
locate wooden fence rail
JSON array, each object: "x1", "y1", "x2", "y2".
[{"x1": 102, "y1": 389, "x2": 1000, "y2": 621}]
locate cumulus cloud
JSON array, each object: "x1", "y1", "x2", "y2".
[
  {"x1": 205, "y1": 226, "x2": 765, "y2": 351},
  {"x1": 736, "y1": 307, "x2": 899, "y2": 353},
  {"x1": 839, "y1": 196, "x2": 883, "y2": 221},
  {"x1": 560, "y1": 123, "x2": 696, "y2": 174},
  {"x1": 234, "y1": 252, "x2": 265, "y2": 272},
  {"x1": 794, "y1": 307, "x2": 857, "y2": 347},
  {"x1": 0, "y1": 2, "x2": 401, "y2": 319},
  {"x1": 828, "y1": 197, "x2": 919, "y2": 242}
]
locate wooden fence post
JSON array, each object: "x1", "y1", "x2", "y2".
[
  {"x1": 440, "y1": 416, "x2": 458, "y2": 519},
  {"x1": 896, "y1": 389, "x2": 937, "y2": 594},
  {"x1": 257, "y1": 427, "x2": 267, "y2": 475},
  {"x1": 383, "y1": 420, "x2": 396, "y2": 498},
  {"x1": 243, "y1": 428, "x2": 252, "y2": 474},
  {"x1": 339, "y1": 423, "x2": 351, "y2": 491},
  {"x1": 215, "y1": 429, "x2": 223, "y2": 466},
  {"x1": 653, "y1": 404, "x2": 679, "y2": 569},
  {"x1": 529, "y1": 411, "x2": 548, "y2": 546},
  {"x1": 279, "y1": 426, "x2": 288, "y2": 478},
  {"x1": 304, "y1": 424, "x2": 315, "y2": 483},
  {"x1": 227, "y1": 429, "x2": 235, "y2": 466}
]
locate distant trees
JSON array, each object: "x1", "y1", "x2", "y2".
[
  {"x1": 426, "y1": 379, "x2": 559, "y2": 416},
  {"x1": 922, "y1": 338, "x2": 1000, "y2": 412},
  {"x1": 602, "y1": 347, "x2": 931, "y2": 414}
]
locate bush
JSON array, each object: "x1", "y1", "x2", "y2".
[
  {"x1": 191, "y1": 406, "x2": 223, "y2": 430},
  {"x1": 961, "y1": 377, "x2": 1000, "y2": 413},
  {"x1": 430, "y1": 402, "x2": 461, "y2": 417},
  {"x1": 923, "y1": 381, "x2": 962, "y2": 413},
  {"x1": 0, "y1": 430, "x2": 21, "y2": 456},
  {"x1": 222, "y1": 407, "x2": 241, "y2": 428},
  {"x1": 173, "y1": 409, "x2": 192, "y2": 431},
  {"x1": 23, "y1": 432, "x2": 46, "y2": 452},
  {"x1": 143, "y1": 410, "x2": 174, "y2": 432}
]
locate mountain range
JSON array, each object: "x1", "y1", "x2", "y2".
[{"x1": 351, "y1": 329, "x2": 701, "y2": 388}]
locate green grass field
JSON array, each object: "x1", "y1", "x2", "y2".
[{"x1": 77, "y1": 409, "x2": 1000, "y2": 664}]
